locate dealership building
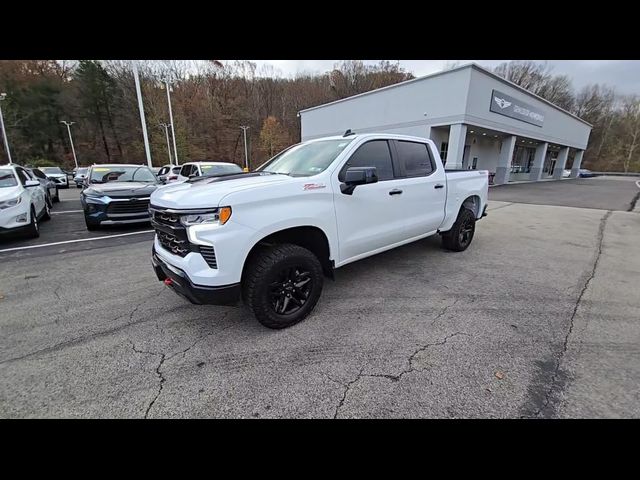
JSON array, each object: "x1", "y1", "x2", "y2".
[{"x1": 299, "y1": 63, "x2": 592, "y2": 184}]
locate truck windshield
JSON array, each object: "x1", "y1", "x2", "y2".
[
  {"x1": 89, "y1": 166, "x2": 158, "y2": 184},
  {"x1": 257, "y1": 139, "x2": 353, "y2": 177},
  {"x1": 200, "y1": 164, "x2": 243, "y2": 176},
  {"x1": 40, "y1": 167, "x2": 64, "y2": 175}
]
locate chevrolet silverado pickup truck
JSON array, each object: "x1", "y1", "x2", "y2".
[{"x1": 149, "y1": 132, "x2": 489, "y2": 329}]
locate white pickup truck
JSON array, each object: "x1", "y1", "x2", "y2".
[{"x1": 149, "y1": 133, "x2": 489, "y2": 329}]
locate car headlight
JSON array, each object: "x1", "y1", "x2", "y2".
[
  {"x1": 180, "y1": 206, "x2": 232, "y2": 226},
  {"x1": 0, "y1": 196, "x2": 22, "y2": 210},
  {"x1": 83, "y1": 195, "x2": 110, "y2": 204}
]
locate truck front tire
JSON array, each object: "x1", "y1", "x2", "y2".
[
  {"x1": 243, "y1": 243, "x2": 324, "y2": 329},
  {"x1": 441, "y1": 208, "x2": 476, "y2": 252}
]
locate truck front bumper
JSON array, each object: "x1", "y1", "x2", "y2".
[{"x1": 152, "y1": 247, "x2": 241, "y2": 305}]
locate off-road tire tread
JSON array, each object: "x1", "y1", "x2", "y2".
[{"x1": 243, "y1": 243, "x2": 323, "y2": 329}]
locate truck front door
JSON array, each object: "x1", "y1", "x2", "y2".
[{"x1": 332, "y1": 139, "x2": 409, "y2": 264}]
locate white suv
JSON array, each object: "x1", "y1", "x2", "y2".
[
  {"x1": 0, "y1": 164, "x2": 51, "y2": 238},
  {"x1": 173, "y1": 162, "x2": 243, "y2": 183}
]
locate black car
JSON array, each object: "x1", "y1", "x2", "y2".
[{"x1": 80, "y1": 164, "x2": 160, "y2": 231}]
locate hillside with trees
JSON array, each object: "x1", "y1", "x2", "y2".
[{"x1": 0, "y1": 59, "x2": 638, "y2": 173}]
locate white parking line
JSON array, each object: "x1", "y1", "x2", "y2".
[
  {"x1": 636, "y1": 180, "x2": 640, "y2": 189},
  {"x1": 0, "y1": 230, "x2": 155, "y2": 253},
  {"x1": 51, "y1": 210, "x2": 83, "y2": 214}
]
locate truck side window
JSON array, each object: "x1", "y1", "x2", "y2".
[
  {"x1": 396, "y1": 141, "x2": 434, "y2": 177},
  {"x1": 339, "y1": 140, "x2": 395, "y2": 182},
  {"x1": 180, "y1": 165, "x2": 192, "y2": 177}
]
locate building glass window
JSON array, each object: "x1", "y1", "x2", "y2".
[
  {"x1": 511, "y1": 145, "x2": 536, "y2": 173},
  {"x1": 440, "y1": 142, "x2": 449, "y2": 163}
]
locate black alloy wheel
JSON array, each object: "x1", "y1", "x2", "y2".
[{"x1": 269, "y1": 266, "x2": 314, "y2": 316}]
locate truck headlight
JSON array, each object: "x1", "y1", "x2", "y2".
[
  {"x1": 0, "y1": 196, "x2": 21, "y2": 210},
  {"x1": 180, "y1": 206, "x2": 232, "y2": 226}
]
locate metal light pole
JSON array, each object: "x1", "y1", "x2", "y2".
[
  {"x1": 161, "y1": 77, "x2": 179, "y2": 166},
  {"x1": 159, "y1": 123, "x2": 173, "y2": 165},
  {"x1": 60, "y1": 121, "x2": 79, "y2": 169},
  {"x1": 132, "y1": 61, "x2": 153, "y2": 168},
  {"x1": 240, "y1": 125, "x2": 250, "y2": 171},
  {"x1": 0, "y1": 93, "x2": 13, "y2": 164}
]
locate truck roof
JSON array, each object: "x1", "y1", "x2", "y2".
[{"x1": 306, "y1": 132, "x2": 435, "y2": 144}]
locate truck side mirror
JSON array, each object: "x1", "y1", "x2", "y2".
[{"x1": 340, "y1": 166, "x2": 378, "y2": 195}]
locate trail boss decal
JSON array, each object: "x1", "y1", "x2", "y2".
[{"x1": 303, "y1": 183, "x2": 326, "y2": 190}]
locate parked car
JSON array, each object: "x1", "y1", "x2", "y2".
[
  {"x1": 150, "y1": 133, "x2": 489, "y2": 329},
  {"x1": 26, "y1": 167, "x2": 60, "y2": 204},
  {"x1": 562, "y1": 169, "x2": 571, "y2": 178},
  {"x1": 579, "y1": 169, "x2": 596, "y2": 178},
  {"x1": 73, "y1": 167, "x2": 88, "y2": 188},
  {"x1": 38, "y1": 166, "x2": 69, "y2": 189},
  {"x1": 0, "y1": 164, "x2": 51, "y2": 238},
  {"x1": 173, "y1": 162, "x2": 243, "y2": 183},
  {"x1": 156, "y1": 164, "x2": 178, "y2": 184},
  {"x1": 80, "y1": 164, "x2": 160, "y2": 231},
  {"x1": 162, "y1": 165, "x2": 183, "y2": 184}
]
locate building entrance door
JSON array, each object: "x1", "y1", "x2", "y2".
[{"x1": 543, "y1": 151, "x2": 557, "y2": 177}]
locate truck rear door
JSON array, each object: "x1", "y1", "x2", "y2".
[{"x1": 390, "y1": 139, "x2": 446, "y2": 238}]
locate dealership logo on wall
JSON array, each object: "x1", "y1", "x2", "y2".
[
  {"x1": 494, "y1": 97, "x2": 512, "y2": 109},
  {"x1": 489, "y1": 89, "x2": 545, "y2": 127}
]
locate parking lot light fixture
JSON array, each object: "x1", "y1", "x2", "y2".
[
  {"x1": 132, "y1": 61, "x2": 153, "y2": 169},
  {"x1": 240, "y1": 125, "x2": 250, "y2": 171},
  {"x1": 160, "y1": 77, "x2": 179, "y2": 166},
  {"x1": 0, "y1": 93, "x2": 13, "y2": 164},
  {"x1": 159, "y1": 123, "x2": 173, "y2": 165},
  {"x1": 60, "y1": 121, "x2": 79, "y2": 170}
]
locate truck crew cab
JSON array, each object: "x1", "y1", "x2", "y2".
[{"x1": 149, "y1": 133, "x2": 489, "y2": 329}]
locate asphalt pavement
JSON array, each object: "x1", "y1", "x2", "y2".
[{"x1": 0, "y1": 177, "x2": 638, "y2": 418}]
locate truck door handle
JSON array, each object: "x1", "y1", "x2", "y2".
[
  {"x1": 389, "y1": 189, "x2": 403, "y2": 196},
  {"x1": 434, "y1": 184, "x2": 445, "y2": 189}
]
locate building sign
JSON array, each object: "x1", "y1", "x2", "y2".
[{"x1": 489, "y1": 89, "x2": 545, "y2": 127}]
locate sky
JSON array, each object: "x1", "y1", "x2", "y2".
[{"x1": 246, "y1": 60, "x2": 640, "y2": 95}]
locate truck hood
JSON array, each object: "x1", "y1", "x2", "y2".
[{"x1": 150, "y1": 173, "x2": 292, "y2": 209}]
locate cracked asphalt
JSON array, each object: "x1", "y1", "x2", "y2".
[{"x1": 0, "y1": 177, "x2": 639, "y2": 418}]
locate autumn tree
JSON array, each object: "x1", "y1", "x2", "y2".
[
  {"x1": 259, "y1": 116, "x2": 289, "y2": 158},
  {"x1": 615, "y1": 95, "x2": 640, "y2": 173}
]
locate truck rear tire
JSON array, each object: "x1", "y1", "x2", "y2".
[
  {"x1": 441, "y1": 208, "x2": 476, "y2": 252},
  {"x1": 243, "y1": 243, "x2": 324, "y2": 329}
]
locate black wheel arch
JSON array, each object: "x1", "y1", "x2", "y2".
[{"x1": 241, "y1": 226, "x2": 334, "y2": 285}]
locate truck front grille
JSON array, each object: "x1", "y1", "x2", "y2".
[
  {"x1": 156, "y1": 230, "x2": 190, "y2": 257},
  {"x1": 150, "y1": 205, "x2": 218, "y2": 268}
]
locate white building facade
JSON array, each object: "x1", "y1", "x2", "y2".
[{"x1": 299, "y1": 64, "x2": 592, "y2": 185}]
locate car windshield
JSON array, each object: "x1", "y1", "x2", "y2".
[
  {"x1": 257, "y1": 139, "x2": 353, "y2": 177},
  {"x1": 171, "y1": 166, "x2": 181, "y2": 174},
  {"x1": 89, "y1": 166, "x2": 158, "y2": 184},
  {"x1": 0, "y1": 169, "x2": 18, "y2": 188},
  {"x1": 40, "y1": 167, "x2": 64, "y2": 174},
  {"x1": 76, "y1": 168, "x2": 88, "y2": 175},
  {"x1": 200, "y1": 164, "x2": 243, "y2": 176}
]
